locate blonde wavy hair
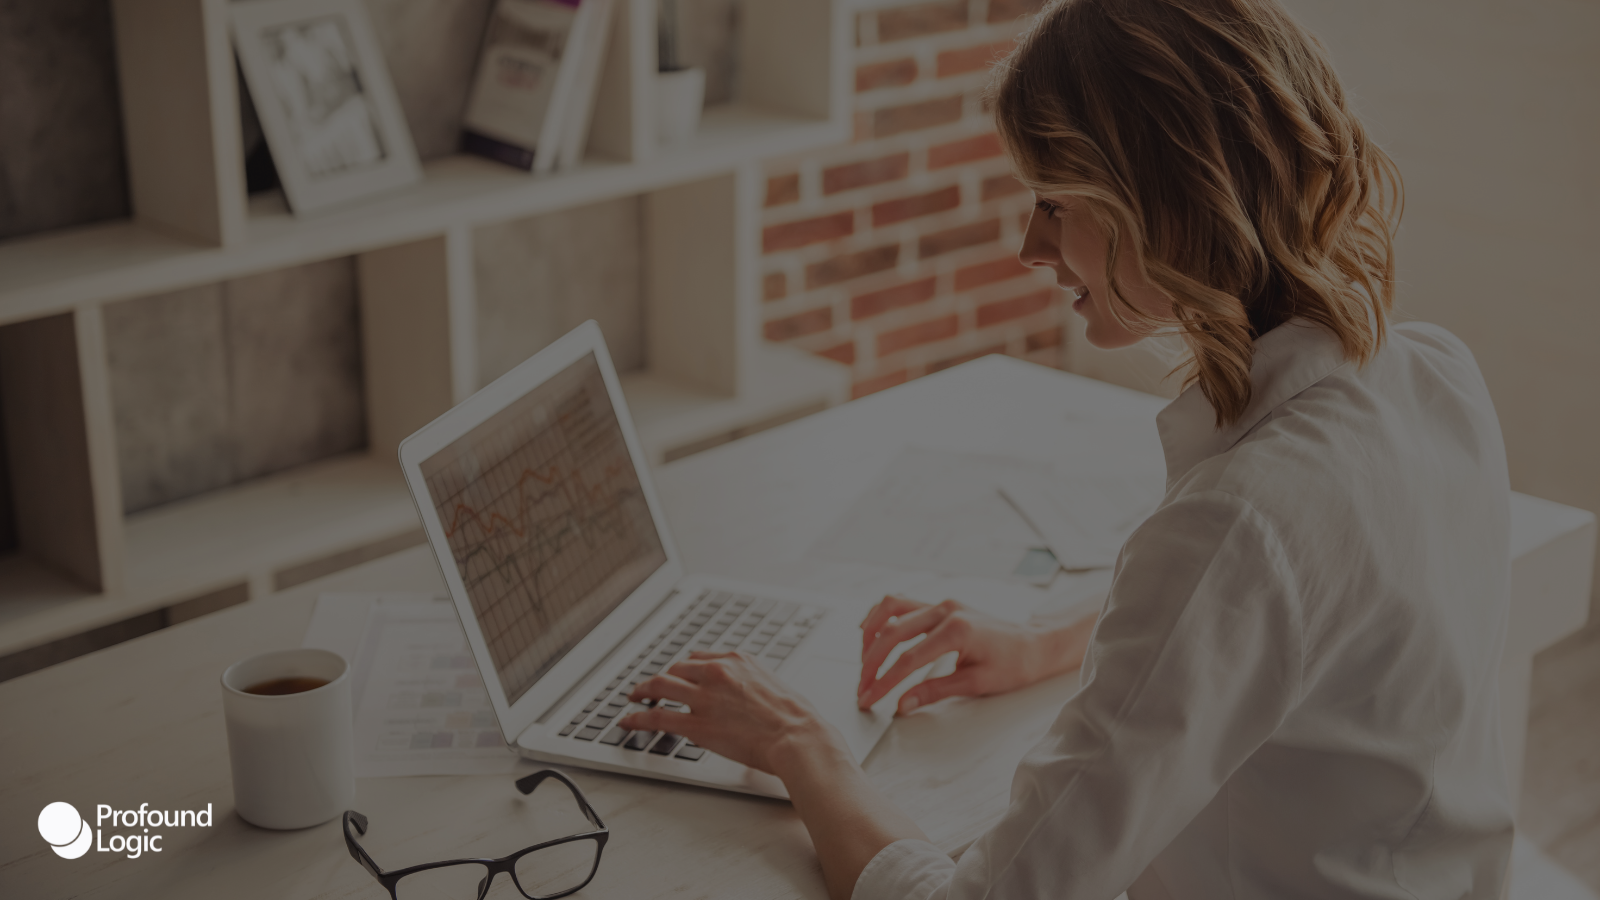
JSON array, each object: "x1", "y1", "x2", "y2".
[{"x1": 991, "y1": 0, "x2": 1403, "y2": 427}]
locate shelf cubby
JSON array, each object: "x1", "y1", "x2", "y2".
[{"x1": 0, "y1": 0, "x2": 852, "y2": 669}]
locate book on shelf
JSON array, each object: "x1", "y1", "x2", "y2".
[{"x1": 461, "y1": 0, "x2": 616, "y2": 174}]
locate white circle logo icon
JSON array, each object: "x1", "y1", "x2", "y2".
[{"x1": 39, "y1": 802, "x2": 92, "y2": 859}]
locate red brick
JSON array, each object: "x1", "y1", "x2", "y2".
[
  {"x1": 936, "y1": 40, "x2": 1014, "y2": 77},
  {"x1": 852, "y1": 368, "x2": 909, "y2": 399},
  {"x1": 816, "y1": 340, "x2": 857, "y2": 365},
  {"x1": 763, "y1": 211, "x2": 853, "y2": 253},
  {"x1": 823, "y1": 152, "x2": 910, "y2": 195},
  {"x1": 929, "y1": 133, "x2": 1004, "y2": 169},
  {"x1": 765, "y1": 306, "x2": 834, "y2": 342},
  {"x1": 919, "y1": 218, "x2": 1002, "y2": 258},
  {"x1": 805, "y1": 244, "x2": 900, "y2": 289},
  {"x1": 877, "y1": 1, "x2": 969, "y2": 43},
  {"x1": 763, "y1": 271, "x2": 788, "y2": 301},
  {"x1": 765, "y1": 173, "x2": 800, "y2": 207},
  {"x1": 928, "y1": 343, "x2": 1007, "y2": 373},
  {"x1": 871, "y1": 95, "x2": 964, "y2": 139},
  {"x1": 871, "y1": 186, "x2": 960, "y2": 227},
  {"x1": 982, "y1": 174, "x2": 1027, "y2": 201},
  {"x1": 987, "y1": 0, "x2": 1046, "y2": 23},
  {"x1": 976, "y1": 289, "x2": 1053, "y2": 328},
  {"x1": 954, "y1": 255, "x2": 1030, "y2": 292},
  {"x1": 851, "y1": 277, "x2": 938, "y2": 320},
  {"x1": 878, "y1": 314, "x2": 961, "y2": 356},
  {"x1": 853, "y1": 110, "x2": 873, "y2": 142},
  {"x1": 1025, "y1": 325, "x2": 1064, "y2": 351},
  {"x1": 856, "y1": 58, "x2": 917, "y2": 92}
]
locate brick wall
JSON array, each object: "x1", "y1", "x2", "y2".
[{"x1": 759, "y1": 0, "x2": 1063, "y2": 399}]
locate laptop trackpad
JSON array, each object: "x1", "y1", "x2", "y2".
[{"x1": 783, "y1": 656, "x2": 896, "y2": 762}]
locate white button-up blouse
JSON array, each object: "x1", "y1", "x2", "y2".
[{"x1": 853, "y1": 319, "x2": 1515, "y2": 900}]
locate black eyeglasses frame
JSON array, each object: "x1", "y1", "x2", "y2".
[{"x1": 342, "y1": 769, "x2": 610, "y2": 900}]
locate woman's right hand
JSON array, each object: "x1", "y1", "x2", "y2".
[{"x1": 855, "y1": 595, "x2": 1095, "y2": 714}]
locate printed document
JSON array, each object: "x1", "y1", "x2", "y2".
[
  {"x1": 809, "y1": 446, "x2": 1162, "y2": 584},
  {"x1": 303, "y1": 593, "x2": 520, "y2": 777},
  {"x1": 809, "y1": 448, "x2": 1062, "y2": 584}
]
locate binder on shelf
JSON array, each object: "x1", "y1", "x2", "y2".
[
  {"x1": 555, "y1": 0, "x2": 616, "y2": 172},
  {"x1": 461, "y1": 0, "x2": 614, "y2": 174}
]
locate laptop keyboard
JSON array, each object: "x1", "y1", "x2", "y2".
[{"x1": 557, "y1": 590, "x2": 827, "y2": 760}]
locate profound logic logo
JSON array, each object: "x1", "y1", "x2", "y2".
[
  {"x1": 38, "y1": 801, "x2": 213, "y2": 859},
  {"x1": 38, "y1": 803, "x2": 92, "y2": 859}
]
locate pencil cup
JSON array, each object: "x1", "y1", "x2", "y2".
[
  {"x1": 221, "y1": 648, "x2": 355, "y2": 830},
  {"x1": 655, "y1": 67, "x2": 705, "y2": 147}
]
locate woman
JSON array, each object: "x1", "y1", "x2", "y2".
[{"x1": 620, "y1": 0, "x2": 1515, "y2": 897}]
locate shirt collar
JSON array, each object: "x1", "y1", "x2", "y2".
[{"x1": 1155, "y1": 318, "x2": 1351, "y2": 487}]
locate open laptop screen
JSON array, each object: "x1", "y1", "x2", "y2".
[{"x1": 417, "y1": 352, "x2": 668, "y2": 705}]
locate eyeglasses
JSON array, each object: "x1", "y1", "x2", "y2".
[{"x1": 343, "y1": 770, "x2": 609, "y2": 900}]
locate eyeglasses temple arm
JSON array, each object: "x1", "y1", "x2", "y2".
[
  {"x1": 342, "y1": 810, "x2": 386, "y2": 877},
  {"x1": 514, "y1": 770, "x2": 607, "y2": 831}
]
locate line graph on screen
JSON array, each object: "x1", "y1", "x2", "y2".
[
  {"x1": 419, "y1": 354, "x2": 666, "y2": 703},
  {"x1": 441, "y1": 460, "x2": 632, "y2": 562}
]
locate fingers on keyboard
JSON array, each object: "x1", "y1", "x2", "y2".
[{"x1": 562, "y1": 592, "x2": 825, "y2": 759}]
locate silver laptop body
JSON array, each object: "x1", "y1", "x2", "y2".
[{"x1": 398, "y1": 321, "x2": 909, "y2": 798}]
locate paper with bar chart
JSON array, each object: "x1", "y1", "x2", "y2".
[{"x1": 419, "y1": 353, "x2": 667, "y2": 706}]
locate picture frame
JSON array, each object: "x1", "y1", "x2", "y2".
[{"x1": 231, "y1": 0, "x2": 421, "y2": 215}]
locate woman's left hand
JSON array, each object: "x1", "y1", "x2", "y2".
[{"x1": 618, "y1": 651, "x2": 850, "y2": 778}]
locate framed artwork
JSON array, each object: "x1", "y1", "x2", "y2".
[{"x1": 231, "y1": 0, "x2": 421, "y2": 214}]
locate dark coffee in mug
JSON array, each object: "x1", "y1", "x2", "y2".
[{"x1": 243, "y1": 676, "x2": 329, "y2": 696}]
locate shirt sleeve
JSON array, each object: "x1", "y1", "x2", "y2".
[{"x1": 853, "y1": 489, "x2": 1305, "y2": 900}]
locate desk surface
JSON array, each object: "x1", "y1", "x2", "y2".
[{"x1": 0, "y1": 356, "x2": 1588, "y2": 900}]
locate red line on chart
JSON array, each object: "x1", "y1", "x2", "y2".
[{"x1": 443, "y1": 462, "x2": 628, "y2": 542}]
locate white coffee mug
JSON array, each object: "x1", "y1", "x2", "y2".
[
  {"x1": 655, "y1": 67, "x2": 706, "y2": 147},
  {"x1": 221, "y1": 648, "x2": 355, "y2": 830}
]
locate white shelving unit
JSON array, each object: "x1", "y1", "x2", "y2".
[{"x1": 0, "y1": 0, "x2": 852, "y2": 659}]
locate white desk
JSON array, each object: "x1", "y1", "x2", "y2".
[{"x1": 0, "y1": 356, "x2": 1590, "y2": 898}]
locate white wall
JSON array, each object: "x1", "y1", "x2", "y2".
[{"x1": 1065, "y1": 0, "x2": 1600, "y2": 618}]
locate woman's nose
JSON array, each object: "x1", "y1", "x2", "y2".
[{"x1": 1018, "y1": 206, "x2": 1056, "y2": 270}]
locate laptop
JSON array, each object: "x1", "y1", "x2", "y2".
[{"x1": 398, "y1": 320, "x2": 912, "y2": 798}]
